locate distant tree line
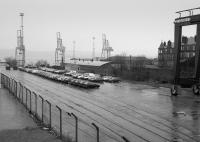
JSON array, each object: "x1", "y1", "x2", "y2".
[{"x1": 4, "y1": 57, "x2": 17, "y2": 67}]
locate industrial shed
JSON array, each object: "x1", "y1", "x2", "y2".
[{"x1": 64, "y1": 59, "x2": 113, "y2": 75}]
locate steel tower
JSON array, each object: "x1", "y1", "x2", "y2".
[
  {"x1": 101, "y1": 34, "x2": 113, "y2": 59},
  {"x1": 73, "y1": 40, "x2": 76, "y2": 59},
  {"x1": 55, "y1": 32, "x2": 65, "y2": 66},
  {"x1": 92, "y1": 37, "x2": 95, "y2": 59},
  {"x1": 15, "y1": 13, "x2": 25, "y2": 67}
]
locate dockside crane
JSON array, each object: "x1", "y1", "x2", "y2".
[
  {"x1": 101, "y1": 34, "x2": 113, "y2": 59},
  {"x1": 92, "y1": 36, "x2": 95, "y2": 59},
  {"x1": 55, "y1": 32, "x2": 66, "y2": 66},
  {"x1": 15, "y1": 13, "x2": 25, "y2": 67}
]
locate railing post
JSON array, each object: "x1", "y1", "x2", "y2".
[
  {"x1": 19, "y1": 83, "x2": 22, "y2": 102},
  {"x1": 15, "y1": 81, "x2": 17, "y2": 97},
  {"x1": 16, "y1": 82, "x2": 19, "y2": 99},
  {"x1": 9, "y1": 78, "x2": 11, "y2": 92},
  {"x1": 33, "y1": 92, "x2": 38, "y2": 118},
  {"x1": 29, "y1": 89, "x2": 32, "y2": 113},
  {"x1": 6, "y1": 76, "x2": 8, "y2": 89},
  {"x1": 22, "y1": 85, "x2": 24, "y2": 104},
  {"x1": 122, "y1": 136, "x2": 130, "y2": 142},
  {"x1": 0, "y1": 73, "x2": 2, "y2": 84},
  {"x1": 39, "y1": 95, "x2": 44, "y2": 122},
  {"x1": 8, "y1": 77, "x2": 10, "y2": 91},
  {"x1": 12, "y1": 79, "x2": 14, "y2": 95},
  {"x1": 46, "y1": 100, "x2": 51, "y2": 129},
  {"x1": 10, "y1": 78, "x2": 12, "y2": 92},
  {"x1": 68, "y1": 113, "x2": 78, "y2": 142},
  {"x1": 6, "y1": 76, "x2": 9, "y2": 91},
  {"x1": 0, "y1": 73, "x2": 1, "y2": 85},
  {"x1": 92, "y1": 123, "x2": 99, "y2": 142},
  {"x1": 56, "y1": 105, "x2": 62, "y2": 139},
  {"x1": 25, "y1": 87, "x2": 28, "y2": 109},
  {"x1": 8, "y1": 78, "x2": 10, "y2": 92},
  {"x1": 11, "y1": 78, "x2": 14, "y2": 96}
]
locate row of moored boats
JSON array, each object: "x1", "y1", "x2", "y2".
[{"x1": 18, "y1": 67, "x2": 120, "y2": 89}]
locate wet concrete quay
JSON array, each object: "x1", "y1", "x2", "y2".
[
  {"x1": 0, "y1": 85, "x2": 36, "y2": 130},
  {"x1": 1, "y1": 69, "x2": 200, "y2": 142}
]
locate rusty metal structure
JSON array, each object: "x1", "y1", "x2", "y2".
[
  {"x1": 15, "y1": 13, "x2": 25, "y2": 67},
  {"x1": 55, "y1": 32, "x2": 65, "y2": 66},
  {"x1": 171, "y1": 7, "x2": 200, "y2": 95},
  {"x1": 101, "y1": 34, "x2": 113, "y2": 59}
]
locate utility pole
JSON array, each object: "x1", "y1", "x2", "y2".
[{"x1": 92, "y1": 37, "x2": 95, "y2": 59}]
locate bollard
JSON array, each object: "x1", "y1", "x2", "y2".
[
  {"x1": 56, "y1": 105, "x2": 62, "y2": 139},
  {"x1": 68, "y1": 112, "x2": 78, "y2": 142},
  {"x1": 46, "y1": 100, "x2": 51, "y2": 128},
  {"x1": 122, "y1": 136, "x2": 130, "y2": 142},
  {"x1": 92, "y1": 123, "x2": 99, "y2": 142},
  {"x1": 39, "y1": 95, "x2": 44, "y2": 122}
]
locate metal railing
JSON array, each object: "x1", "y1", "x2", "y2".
[{"x1": 0, "y1": 73, "x2": 129, "y2": 142}]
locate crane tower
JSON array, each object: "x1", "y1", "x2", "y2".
[
  {"x1": 92, "y1": 37, "x2": 95, "y2": 59},
  {"x1": 15, "y1": 13, "x2": 25, "y2": 67},
  {"x1": 55, "y1": 32, "x2": 66, "y2": 66},
  {"x1": 101, "y1": 34, "x2": 113, "y2": 59}
]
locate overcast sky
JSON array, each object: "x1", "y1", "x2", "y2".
[{"x1": 0, "y1": 0, "x2": 199, "y2": 59}]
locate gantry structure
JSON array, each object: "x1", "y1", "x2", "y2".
[
  {"x1": 171, "y1": 7, "x2": 200, "y2": 95},
  {"x1": 55, "y1": 32, "x2": 65, "y2": 66},
  {"x1": 101, "y1": 34, "x2": 113, "y2": 59},
  {"x1": 15, "y1": 13, "x2": 25, "y2": 67}
]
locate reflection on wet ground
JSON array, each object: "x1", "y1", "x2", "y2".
[{"x1": 1, "y1": 69, "x2": 200, "y2": 142}]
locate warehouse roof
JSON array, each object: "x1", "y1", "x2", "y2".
[{"x1": 65, "y1": 59, "x2": 110, "y2": 67}]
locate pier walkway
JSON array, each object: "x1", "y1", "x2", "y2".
[
  {"x1": 0, "y1": 82, "x2": 62, "y2": 142},
  {"x1": 0, "y1": 86, "x2": 36, "y2": 130}
]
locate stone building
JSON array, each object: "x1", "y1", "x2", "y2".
[{"x1": 158, "y1": 36, "x2": 196, "y2": 68}]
